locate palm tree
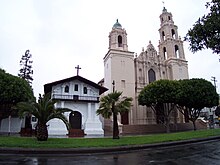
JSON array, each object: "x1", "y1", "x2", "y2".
[
  {"x1": 16, "y1": 93, "x2": 72, "y2": 141},
  {"x1": 97, "y1": 91, "x2": 132, "y2": 139}
]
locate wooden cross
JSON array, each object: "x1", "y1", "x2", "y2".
[{"x1": 75, "y1": 65, "x2": 81, "y2": 76}]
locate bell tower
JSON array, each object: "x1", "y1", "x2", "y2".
[
  {"x1": 108, "y1": 19, "x2": 128, "y2": 51},
  {"x1": 158, "y1": 7, "x2": 189, "y2": 80},
  {"x1": 103, "y1": 19, "x2": 135, "y2": 124}
]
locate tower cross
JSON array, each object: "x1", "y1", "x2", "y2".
[{"x1": 75, "y1": 65, "x2": 81, "y2": 76}]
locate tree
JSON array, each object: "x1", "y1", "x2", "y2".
[
  {"x1": 177, "y1": 79, "x2": 219, "y2": 130},
  {"x1": 18, "y1": 50, "x2": 34, "y2": 132},
  {"x1": 0, "y1": 68, "x2": 34, "y2": 119},
  {"x1": 138, "y1": 80, "x2": 179, "y2": 133},
  {"x1": 185, "y1": 0, "x2": 220, "y2": 54},
  {"x1": 15, "y1": 93, "x2": 72, "y2": 141},
  {"x1": 97, "y1": 91, "x2": 132, "y2": 139},
  {"x1": 18, "y1": 50, "x2": 33, "y2": 85}
]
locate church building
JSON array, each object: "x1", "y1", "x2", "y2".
[
  {"x1": 102, "y1": 7, "x2": 189, "y2": 129},
  {"x1": 44, "y1": 70, "x2": 108, "y2": 136}
]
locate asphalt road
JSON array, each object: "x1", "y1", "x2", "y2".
[{"x1": 0, "y1": 139, "x2": 220, "y2": 165}]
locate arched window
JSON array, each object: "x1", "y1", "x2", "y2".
[
  {"x1": 162, "y1": 31, "x2": 165, "y2": 41},
  {"x1": 163, "y1": 47, "x2": 167, "y2": 60},
  {"x1": 83, "y1": 87, "x2": 87, "y2": 94},
  {"x1": 171, "y1": 29, "x2": 175, "y2": 39},
  {"x1": 168, "y1": 16, "x2": 171, "y2": 20},
  {"x1": 74, "y1": 84, "x2": 78, "y2": 91},
  {"x1": 175, "y1": 45, "x2": 180, "y2": 58},
  {"x1": 64, "y1": 85, "x2": 69, "y2": 93},
  {"x1": 148, "y1": 69, "x2": 156, "y2": 83},
  {"x1": 118, "y1": 35, "x2": 122, "y2": 47}
]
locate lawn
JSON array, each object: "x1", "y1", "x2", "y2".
[{"x1": 0, "y1": 129, "x2": 219, "y2": 149}]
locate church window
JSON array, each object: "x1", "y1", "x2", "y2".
[
  {"x1": 163, "y1": 47, "x2": 167, "y2": 60},
  {"x1": 161, "y1": 17, "x2": 164, "y2": 22},
  {"x1": 168, "y1": 16, "x2": 171, "y2": 20},
  {"x1": 74, "y1": 84, "x2": 78, "y2": 91},
  {"x1": 175, "y1": 45, "x2": 180, "y2": 58},
  {"x1": 162, "y1": 31, "x2": 165, "y2": 41},
  {"x1": 32, "y1": 116, "x2": 37, "y2": 122},
  {"x1": 83, "y1": 87, "x2": 87, "y2": 94},
  {"x1": 139, "y1": 68, "x2": 142, "y2": 78},
  {"x1": 64, "y1": 85, "x2": 69, "y2": 93},
  {"x1": 121, "y1": 80, "x2": 126, "y2": 88},
  {"x1": 148, "y1": 69, "x2": 156, "y2": 83},
  {"x1": 171, "y1": 29, "x2": 175, "y2": 39},
  {"x1": 118, "y1": 35, "x2": 122, "y2": 47}
]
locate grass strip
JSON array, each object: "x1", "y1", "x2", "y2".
[{"x1": 0, "y1": 129, "x2": 219, "y2": 149}]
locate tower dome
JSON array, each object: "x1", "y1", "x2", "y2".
[{"x1": 113, "y1": 19, "x2": 122, "y2": 29}]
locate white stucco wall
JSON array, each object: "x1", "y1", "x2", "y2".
[
  {"x1": 47, "y1": 79, "x2": 104, "y2": 136},
  {"x1": 0, "y1": 117, "x2": 23, "y2": 133}
]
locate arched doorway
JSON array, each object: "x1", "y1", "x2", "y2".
[{"x1": 69, "y1": 111, "x2": 82, "y2": 129}]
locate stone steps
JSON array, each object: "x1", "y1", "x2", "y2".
[{"x1": 68, "y1": 129, "x2": 85, "y2": 137}]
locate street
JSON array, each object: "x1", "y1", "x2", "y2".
[{"x1": 0, "y1": 140, "x2": 220, "y2": 165}]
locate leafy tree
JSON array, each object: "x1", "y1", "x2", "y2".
[
  {"x1": 185, "y1": 0, "x2": 220, "y2": 54},
  {"x1": 18, "y1": 50, "x2": 33, "y2": 85},
  {"x1": 15, "y1": 93, "x2": 72, "y2": 141},
  {"x1": 97, "y1": 91, "x2": 132, "y2": 139},
  {"x1": 0, "y1": 68, "x2": 34, "y2": 119},
  {"x1": 138, "y1": 80, "x2": 179, "y2": 133},
  {"x1": 177, "y1": 79, "x2": 219, "y2": 130}
]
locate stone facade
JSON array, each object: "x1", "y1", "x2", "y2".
[{"x1": 102, "y1": 8, "x2": 189, "y2": 126}]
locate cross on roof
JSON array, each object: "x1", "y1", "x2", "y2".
[{"x1": 75, "y1": 65, "x2": 81, "y2": 76}]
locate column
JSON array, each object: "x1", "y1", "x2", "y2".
[{"x1": 87, "y1": 103, "x2": 92, "y2": 122}]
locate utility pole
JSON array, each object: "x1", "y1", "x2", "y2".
[
  {"x1": 211, "y1": 76, "x2": 218, "y2": 129},
  {"x1": 112, "y1": 80, "x2": 115, "y2": 92},
  {"x1": 211, "y1": 76, "x2": 217, "y2": 91}
]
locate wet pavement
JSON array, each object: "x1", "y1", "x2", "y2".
[{"x1": 0, "y1": 140, "x2": 220, "y2": 165}]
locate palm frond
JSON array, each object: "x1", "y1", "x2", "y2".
[
  {"x1": 97, "y1": 107, "x2": 112, "y2": 118},
  {"x1": 116, "y1": 97, "x2": 133, "y2": 114},
  {"x1": 55, "y1": 108, "x2": 72, "y2": 114},
  {"x1": 97, "y1": 91, "x2": 132, "y2": 118},
  {"x1": 16, "y1": 101, "x2": 35, "y2": 118},
  {"x1": 48, "y1": 113, "x2": 70, "y2": 130}
]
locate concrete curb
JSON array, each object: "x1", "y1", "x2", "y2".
[{"x1": 0, "y1": 136, "x2": 219, "y2": 155}]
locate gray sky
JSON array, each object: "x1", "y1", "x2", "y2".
[{"x1": 0, "y1": 0, "x2": 219, "y2": 96}]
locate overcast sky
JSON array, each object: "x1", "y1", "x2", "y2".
[{"x1": 0, "y1": 0, "x2": 219, "y2": 96}]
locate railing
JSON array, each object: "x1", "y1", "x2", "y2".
[{"x1": 52, "y1": 94, "x2": 99, "y2": 102}]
